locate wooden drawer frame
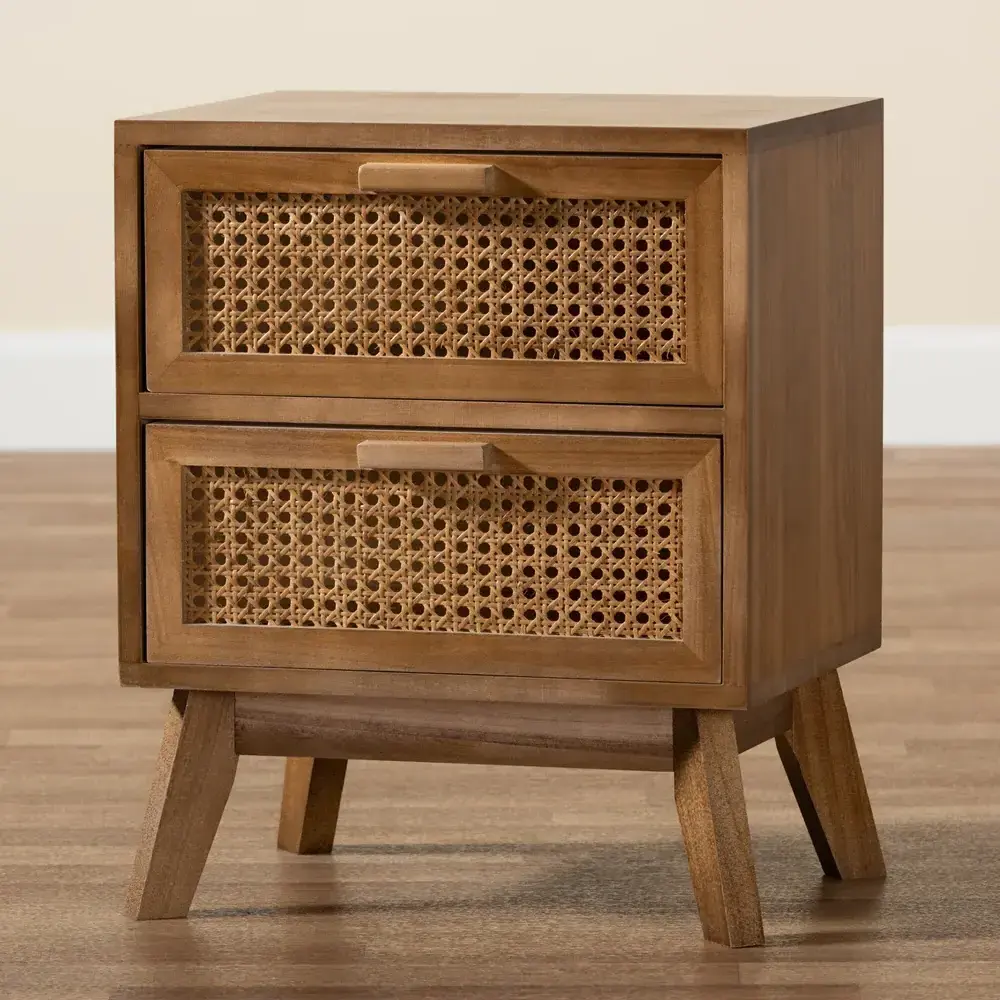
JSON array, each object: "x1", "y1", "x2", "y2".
[
  {"x1": 145, "y1": 424, "x2": 721, "y2": 685},
  {"x1": 143, "y1": 150, "x2": 723, "y2": 405}
]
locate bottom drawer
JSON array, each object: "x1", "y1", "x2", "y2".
[{"x1": 145, "y1": 424, "x2": 720, "y2": 684}]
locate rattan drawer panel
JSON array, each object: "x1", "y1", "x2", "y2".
[
  {"x1": 145, "y1": 424, "x2": 721, "y2": 684},
  {"x1": 183, "y1": 192, "x2": 687, "y2": 364},
  {"x1": 144, "y1": 151, "x2": 723, "y2": 404},
  {"x1": 183, "y1": 465, "x2": 683, "y2": 640}
]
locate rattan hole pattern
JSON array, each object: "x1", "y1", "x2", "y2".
[
  {"x1": 182, "y1": 465, "x2": 683, "y2": 640},
  {"x1": 182, "y1": 193, "x2": 687, "y2": 363}
]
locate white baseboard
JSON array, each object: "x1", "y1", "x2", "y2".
[
  {"x1": 883, "y1": 327, "x2": 1000, "y2": 445},
  {"x1": 0, "y1": 327, "x2": 998, "y2": 449},
  {"x1": 0, "y1": 332, "x2": 117, "y2": 451}
]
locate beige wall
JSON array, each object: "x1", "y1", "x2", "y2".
[{"x1": 1, "y1": 0, "x2": 997, "y2": 332}]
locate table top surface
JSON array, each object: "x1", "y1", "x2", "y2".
[{"x1": 127, "y1": 91, "x2": 878, "y2": 131}]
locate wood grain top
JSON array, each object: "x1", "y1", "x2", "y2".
[{"x1": 128, "y1": 91, "x2": 877, "y2": 131}]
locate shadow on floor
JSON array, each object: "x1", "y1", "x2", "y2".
[{"x1": 181, "y1": 819, "x2": 998, "y2": 945}]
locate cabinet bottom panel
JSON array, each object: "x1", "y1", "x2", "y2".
[{"x1": 121, "y1": 661, "x2": 747, "y2": 710}]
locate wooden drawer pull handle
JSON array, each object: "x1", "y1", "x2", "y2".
[
  {"x1": 356, "y1": 440, "x2": 500, "y2": 471},
  {"x1": 358, "y1": 162, "x2": 509, "y2": 196}
]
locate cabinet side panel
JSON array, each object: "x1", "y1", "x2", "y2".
[
  {"x1": 747, "y1": 103, "x2": 883, "y2": 704},
  {"x1": 115, "y1": 138, "x2": 144, "y2": 665}
]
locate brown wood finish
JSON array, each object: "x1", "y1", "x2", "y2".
[
  {"x1": 114, "y1": 141, "x2": 144, "y2": 664},
  {"x1": 277, "y1": 756, "x2": 348, "y2": 855},
  {"x1": 148, "y1": 148, "x2": 720, "y2": 194},
  {"x1": 134, "y1": 92, "x2": 880, "y2": 129},
  {"x1": 137, "y1": 393, "x2": 727, "y2": 436},
  {"x1": 124, "y1": 690, "x2": 238, "y2": 920},
  {"x1": 113, "y1": 93, "x2": 887, "y2": 947},
  {"x1": 117, "y1": 92, "x2": 878, "y2": 160},
  {"x1": 143, "y1": 150, "x2": 723, "y2": 406},
  {"x1": 718, "y1": 147, "x2": 750, "y2": 705},
  {"x1": 672, "y1": 709, "x2": 764, "y2": 948},
  {"x1": 775, "y1": 671, "x2": 885, "y2": 880},
  {"x1": 358, "y1": 161, "x2": 514, "y2": 195},
  {"x1": 146, "y1": 322, "x2": 722, "y2": 409},
  {"x1": 144, "y1": 424, "x2": 721, "y2": 685},
  {"x1": 245, "y1": 698, "x2": 677, "y2": 771},
  {"x1": 355, "y1": 439, "x2": 499, "y2": 471},
  {"x1": 235, "y1": 694, "x2": 791, "y2": 770},
  {"x1": 122, "y1": 636, "x2": 883, "y2": 708},
  {"x1": 121, "y1": 660, "x2": 750, "y2": 710},
  {"x1": 141, "y1": 154, "x2": 183, "y2": 396},
  {"x1": 745, "y1": 102, "x2": 884, "y2": 705}
]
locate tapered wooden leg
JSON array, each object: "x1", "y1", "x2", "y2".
[
  {"x1": 277, "y1": 757, "x2": 348, "y2": 855},
  {"x1": 673, "y1": 709, "x2": 765, "y2": 948},
  {"x1": 775, "y1": 670, "x2": 885, "y2": 879},
  {"x1": 124, "y1": 691, "x2": 238, "y2": 920}
]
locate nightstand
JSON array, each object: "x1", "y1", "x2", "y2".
[{"x1": 116, "y1": 92, "x2": 885, "y2": 947}]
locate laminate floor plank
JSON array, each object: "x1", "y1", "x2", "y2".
[{"x1": 1, "y1": 450, "x2": 999, "y2": 998}]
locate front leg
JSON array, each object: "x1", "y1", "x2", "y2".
[
  {"x1": 125, "y1": 690, "x2": 238, "y2": 919},
  {"x1": 673, "y1": 709, "x2": 765, "y2": 947}
]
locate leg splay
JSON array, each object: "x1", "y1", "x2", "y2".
[
  {"x1": 125, "y1": 691, "x2": 238, "y2": 920},
  {"x1": 776, "y1": 670, "x2": 885, "y2": 880},
  {"x1": 673, "y1": 709, "x2": 765, "y2": 948},
  {"x1": 277, "y1": 757, "x2": 348, "y2": 855}
]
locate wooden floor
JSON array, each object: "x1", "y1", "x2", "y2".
[{"x1": 1, "y1": 449, "x2": 999, "y2": 999}]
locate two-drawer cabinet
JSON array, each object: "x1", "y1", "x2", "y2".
[{"x1": 117, "y1": 92, "x2": 886, "y2": 946}]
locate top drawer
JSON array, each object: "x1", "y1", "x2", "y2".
[{"x1": 144, "y1": 151, "x2": 722, "y2": 405}]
